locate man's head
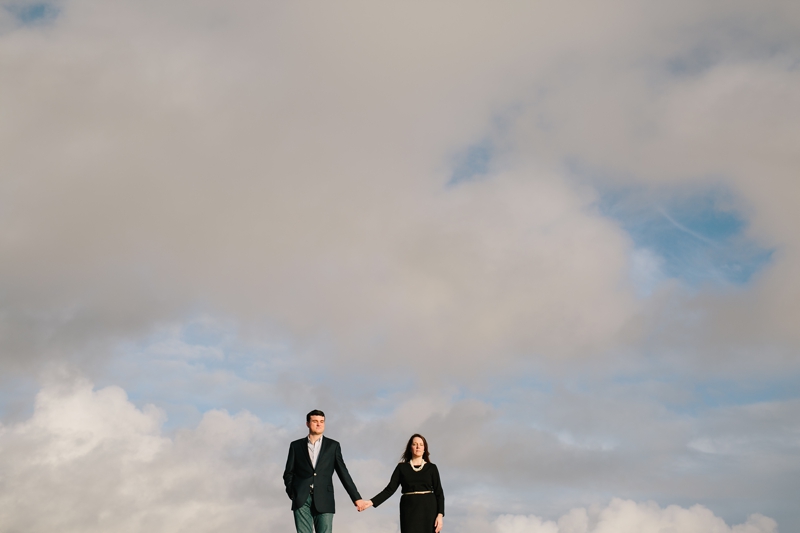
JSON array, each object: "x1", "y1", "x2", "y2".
[{"x1": 306, "y1": 409, "x2": 325, "y2": 436}]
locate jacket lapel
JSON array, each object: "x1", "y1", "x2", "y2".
[
  {"x1": 317, "y1": 436, "x2": 330, "y2": 469},
  {"x1": 300, "y1": 438, "x2": 314, "y2": 470}
]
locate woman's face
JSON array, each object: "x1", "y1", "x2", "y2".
[{"x1": 411, "y1": 437, "x2": 425, "y2": 459}]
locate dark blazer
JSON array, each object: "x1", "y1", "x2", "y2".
[{"x1": 283, "y1": 436, "x2": 362, "y2": 513}]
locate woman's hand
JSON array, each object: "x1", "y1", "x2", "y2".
[
  {"x1": 356, "y1": 499, "x2": 373, "y2": 512},
  {"x1": 434, "y1": 513, "x2": 443, "y2": 532}
]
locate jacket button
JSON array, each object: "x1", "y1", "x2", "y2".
[{"x1": 313, "y1": 473, "x2": 317, "y2": 476}]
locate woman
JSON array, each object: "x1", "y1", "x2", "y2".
[{"x1": 360, "y1": 434, "x2": 444, "y2": 533}]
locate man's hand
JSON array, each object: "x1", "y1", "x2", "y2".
[
  {"x1": 355, "y1": 499, "x2": 372, "y2": 512},
  {"x1": 434, "y1": 514, "x2": 443, "y2": 532}
]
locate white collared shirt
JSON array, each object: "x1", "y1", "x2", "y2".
[{"x1": 308, "y1": 435, "x2": 323, "y2": 469}]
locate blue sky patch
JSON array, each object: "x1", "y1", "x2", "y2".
[
  {"x1": 691, "y1": 375, "x2": 800, "y2": 411},
  {"x1": 448, "y1": 140, "x2": 493, "y2": 185},
  {"x1": 608, "y1": 371, "x2": 800, "y2": 417},
  {"x1": 0, "y1": 375, "x2": 38, "y2": 423},
  {"x1": 6, "y1": 2, "x2": 59, "y2": 25},
  {"x1": 665, "y1": 46, "x2": 721, "y2": 77},
  {"x1": 598, "y1": 186, "x2": 773, "y2": 290}
]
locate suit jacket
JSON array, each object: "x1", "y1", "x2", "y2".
[{"x1": 283, "y1": 436, "x2": 361, "y2": 513}]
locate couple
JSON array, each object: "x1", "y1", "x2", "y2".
[{"x1": 283, "y1": 410, "x2": 445, "y2": 533}]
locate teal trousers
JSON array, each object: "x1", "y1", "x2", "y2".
[{"x1": 293, "y1": 494, "x2": 333, "y2": 533}]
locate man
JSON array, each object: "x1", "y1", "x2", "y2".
[{"x1": 283, "y1": 410, "x2": 367, "y2": 533}]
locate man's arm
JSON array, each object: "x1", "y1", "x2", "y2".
[
  {"x1": 333, "y1": 442, "x2": 364, "y2": 506},
  {"x1": 283, "y1": 442, "x2": 296, "y2": 499}
]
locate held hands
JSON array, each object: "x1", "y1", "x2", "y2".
[
  {"x1": 434, "y1": 514, "x2": 443, "y2": 533},
  {"x1": 355, "y1": 499, "x2": 373, "y2": 512}
]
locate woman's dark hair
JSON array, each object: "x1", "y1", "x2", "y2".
[
  {"x1": 401, "y1": 433, "x2": 430, "y2": 463},
  {"x1": 306, "y1": 409, "x2": 325, "y2": 422}
]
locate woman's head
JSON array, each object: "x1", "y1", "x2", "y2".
[{"x1": 402, "y1": 433, "x2": 430, "y2": 463}]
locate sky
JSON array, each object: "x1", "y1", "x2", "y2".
[{"x1": 1, "y1": 1, "x2": 799, "y2": 532}]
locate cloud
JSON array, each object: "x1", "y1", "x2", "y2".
[
  {"x1": 1, "y1": 0, "x2": 799, "y2": 382},
  {"x1": 1, "y1": 0, "x2": 647, "y2": 376},
  {"x1": 493, "y1": 500, "x2": 777, "y2": 533},
  {"x1": 0, "y1": 375, "x2": 291, "y2": 532}
]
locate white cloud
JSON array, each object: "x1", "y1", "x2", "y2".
[
  {"x1": 0, "y1": 376, "x2": 290, "y2": 532},
  {"x1": 493, "y1": 499, "x2": 777, "y2": 533}
]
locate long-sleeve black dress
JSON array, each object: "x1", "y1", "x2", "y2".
[{"x1": 370, "y1": 462, "x2": 445, "y2": 533}]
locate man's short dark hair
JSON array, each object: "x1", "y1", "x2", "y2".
[{"x1": 306, "y1": 409, "x2": 325, "y2": 422}]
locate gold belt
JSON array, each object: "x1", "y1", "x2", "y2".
[{"x1": 402, "y1": 491, "x2": 433, "y2": 495}]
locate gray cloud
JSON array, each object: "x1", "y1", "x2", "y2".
[
  {"x1": 1, "y1": 0, "x2": 662, "y2": 376},
  {"x1": 2, "y1": 0, "x2": 799, "y2": 378}
]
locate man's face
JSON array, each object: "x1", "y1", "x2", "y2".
[{"x1": 307, "y1": 415, "x2": 325, "y2": 436}]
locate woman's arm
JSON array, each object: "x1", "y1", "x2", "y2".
[
  {"x1": 431, "y1": 464, "x2": 445, "y2": 516},
  {"x1": 432, "y1": 465, "x2": 444, "y2": 532},
  {"x1": 369, "y1": 464, "x2": 402, "y2": 508}
]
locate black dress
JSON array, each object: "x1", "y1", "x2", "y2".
[{"x1": 371, "y1": 462, "x2": 445, "y2": 533}]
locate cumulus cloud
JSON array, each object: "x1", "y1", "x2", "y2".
[
  {"x1": 0, "y1": 375, "x2": 291, "y2": 532},
  {"x1": 493, "y1": 500, "x2": 777, "y2": 533}
]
